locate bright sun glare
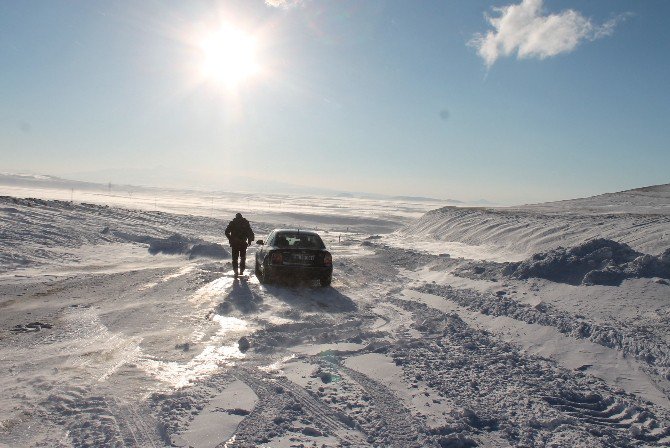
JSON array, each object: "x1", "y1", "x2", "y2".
[{"x1": 199, "y1": 24, "x2": 260, "y2": 89}]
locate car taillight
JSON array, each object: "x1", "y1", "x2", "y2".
[
  {"x1": 271, "y1": 252, "x2": 283, "y2": 264},
  {"x1": 323, "y1": 253, "x2": 332, "y2": 266}
]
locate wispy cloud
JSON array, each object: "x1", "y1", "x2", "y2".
[
  {"x1": 470, "y1": 0, "x2": 629, "y2": 68},
  {"x1": 265, "y1": 0, "x2": 304, "y2": 9}
]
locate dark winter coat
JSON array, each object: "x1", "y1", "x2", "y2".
[{"x1": 225, "y1": 216, "x2": 254, "y2": 249}]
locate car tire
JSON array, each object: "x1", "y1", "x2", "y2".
[
  {"x1": 259, "y1": 261, "x2": 271, "y2": 284},
  {"x1": 319, "y1": 276, "x2": 331, "y2": 287}
]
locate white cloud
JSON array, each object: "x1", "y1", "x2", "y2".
[
  {"x1": 470, "y1": 0, "x2": 628, "y2": 68},
  {"x1": 265, "y1": 0, "x2": 304, "y2": 9}
]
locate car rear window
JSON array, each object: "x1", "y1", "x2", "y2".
[{"x1": 274, "y1": 233, "x2": 325, "y2": 249}]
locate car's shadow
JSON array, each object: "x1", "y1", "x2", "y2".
[{"x1": 261, "y1": 280, "x2": 358, "y2": 313}]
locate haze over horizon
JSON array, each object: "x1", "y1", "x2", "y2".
[{"x1": 2, "y1": 0, "x2": 669, "y2": 204}]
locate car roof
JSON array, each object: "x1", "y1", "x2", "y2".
[{"x1": 272, "y1": 229, "x2": 321, "y2": 236}]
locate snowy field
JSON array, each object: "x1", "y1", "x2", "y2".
[{"x1": 1, "y1": 177, "x2": 670, "y2": 447}]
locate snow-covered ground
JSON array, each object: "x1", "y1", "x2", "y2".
[{"x1": 1, "y1": 179, "x2": 670, "y2": 447}]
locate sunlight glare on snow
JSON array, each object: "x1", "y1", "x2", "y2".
[
  {"x1": 142, "y1": 343, "x2": 245, "y2": 389},
  {"x1": 138, "y1": 274, "x2": 258, "y2": 389},
  {"x1": 212, "y1": 315, "x2": 248, "y2": 333},
  {"x1": 162, "y1": 265, "x2": 195, "y2": 282},
  {"x1": 258, "y1": 354, "x2": 296, "y2": 373},
  {"x1": 138, "y1": 281, "x2": 159, "y2": 291},
  {"x1": 141, "y1": 317, "x2": 249, "y2": 389},
  {"x1": 139, "y1": 266, "x2": 195, "y2": 290},
  {"x1": 190, "y1": 275, "x2": 235, "y2": 304},
  {"x1": 140, "y1": 312, "x2": 250, "y2": 389},
  {"x1": 264, "y1": 315, "x2": 294, "y2": 325}
]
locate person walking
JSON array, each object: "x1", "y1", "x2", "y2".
[{"x1": 225, "y1": 212, "x2": 255, "y2": 277}]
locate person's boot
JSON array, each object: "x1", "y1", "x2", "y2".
[{"x1": 233, "y1": 268, "x2": 238, "y2": 277}]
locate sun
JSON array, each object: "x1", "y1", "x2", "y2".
[{"x1": 199, "y1": 24, "x2": 260, "y2": 89}]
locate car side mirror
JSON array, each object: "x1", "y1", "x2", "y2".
[{"x1": 256, "y1": 240, "x2": 264, "y2": 245}]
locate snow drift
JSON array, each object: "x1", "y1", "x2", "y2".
[
  {"x1": 400, "y1": 184, "x2": 670, "y2": 257},
  {"x1": 112, "y1": 232, "x2": 228, "y2": 259},
  {"x1": 505, "y1": 238, "x2": 670, "y2": 286},
  {"x1": 0, "y1": 196, "x2": 231, "y2": 272}
]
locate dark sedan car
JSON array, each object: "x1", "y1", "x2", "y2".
[{"x1": 254, "y1": 229, "x2": 333, "y2": 286}]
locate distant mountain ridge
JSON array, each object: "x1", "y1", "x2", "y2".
[
  {"x1": 0, "y1": 172, "x2": 142, "y2": 193},
  {"x1": 390, "y1": 195, "x2": 461, "y2": 203},
  {"x1": 0, "y1": 172, "x2": 483, "y2": 204}
]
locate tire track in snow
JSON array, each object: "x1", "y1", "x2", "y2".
[
  {"x1": 230, "y1": 368, "x2": 367, "y2": 446},
  {"x1": 541, "y1": 391, "x2": 670, "y2": 443},
  {"x1": 416, "y1": 283, "x2": 670, "y2": 373},
  {"x1": 45, "y1": 386, "x2": 125, "y2": 447},
  {"x1": 336, "y1": 363, "x2": 435, "y2": 447},
  {"x1": 389, "y1": 297, "x2": 670, "y2": 446},
  {"x1": 106, "y1": 397, "x2": 164, "y2": 448}
]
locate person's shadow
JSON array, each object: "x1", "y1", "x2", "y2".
[{"x1": 216, "y1": 278, "x2": 262, "y2": 315}]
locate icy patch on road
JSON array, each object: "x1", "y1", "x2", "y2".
[
  {"x1": 370, "y1": 302, "x2": 417, "y2": 336},
  {"x1": 162, "y1": 265, "x2": 195, "y2": 282},
  {"x1": 142, "y1": 313, "x2": 250, "y2": 389},
  {"x1": 212, "y1": 315, "x2": 248, "y2": 333},
  {"x1": 139, "y1": 265, "x2": 195, "y2": 290},
  {"x1": 138, "y1": 281, "x2": 158, "y2": 290},
  {"x1": 141, "y1": 282, "x2": 252, "y2": 389},
  {"x1": 189, "y1": 275, "x2": 235, "y2": 304},
  {"x1": 141, "y1": 343, "x2": 245, "y2": 389},
  {"x1": 258, "y1": 354, "x2": 297, "y2": 373}
]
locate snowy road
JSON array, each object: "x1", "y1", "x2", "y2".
[{"x1": 1, "y1": 193, "x2": 670, "y2": 447}]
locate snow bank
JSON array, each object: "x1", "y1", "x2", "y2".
[
  {"x1": 505, "y1": 239, "x2": 670, "y2": 286},
  {"x1": 147, "y1": 234, "x2": 194, "y2": 255},
  {"x1": 106, "y1": 232, "x2": 230, "y2": 259},
  {"x1": 400, "y1": 184, "x2": 670, "y2": 258},
  {"x1": 188, "y1": 243, "x2": 228, "y2": 260}
]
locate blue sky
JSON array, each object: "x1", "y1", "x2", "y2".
[{"x1": 1, "y1": 0, "x2": 668, "y2": 204}]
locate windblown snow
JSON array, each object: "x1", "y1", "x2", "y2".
[
  {"x1": 398, "y1": 184, "x2": 670, "y2": 259},
  {"x1": 1, "y1": 178, "x2": 669, "y2": 447}
]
